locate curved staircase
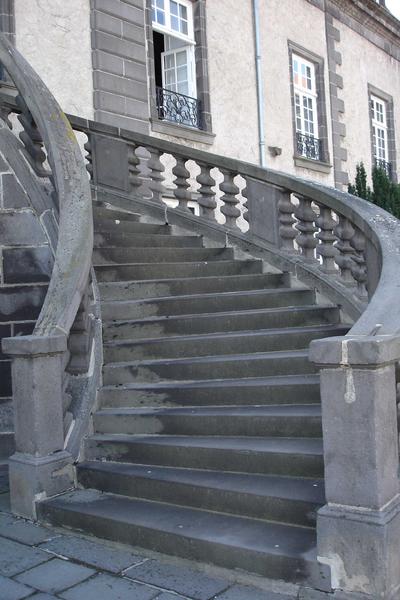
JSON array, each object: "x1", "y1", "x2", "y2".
[{"x1": 39, "y1": 194, "x2": 349, "y2": 588}]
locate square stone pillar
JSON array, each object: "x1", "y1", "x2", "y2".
[
  {"x1": 310, "y1": 335, "x2": 400, "y2": 599},
  {"x1": 2, "y1": 334, "x2": 74, "y2": 519}
]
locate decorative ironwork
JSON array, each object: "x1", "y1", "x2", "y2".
[
  {"x1": 374, "y1": 158, "x2": 392, "y2": 179},
  {"x1": 156, "y1": 86, "x2": 203, "y2": 130},
  {"x1": 296, "y1": 132, "x2": 323, "y2": 162}
]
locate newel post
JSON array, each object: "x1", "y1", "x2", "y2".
[
  {"x1": 2, "y1": 334, "x2": 74, "y2": 519},
  {"x1": 309, "y1": 335, "x2": 400, "y2": 599}
]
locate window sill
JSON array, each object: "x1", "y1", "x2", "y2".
[
  {"x1": 294, "y1": 155, "x2": 332, "y2": 174},
  {"x1": 151, "y1": 119, "x2": 215, "y2": 145}
]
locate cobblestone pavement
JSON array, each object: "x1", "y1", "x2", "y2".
[{"x1": 0, "y1": 464, "x2": 335, "y2": 600}]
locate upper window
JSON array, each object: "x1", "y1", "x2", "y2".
[
  {"x1": 292, "y1": 54, "x2": 321, "y2": 161},
  {"x1": 152, "y1": 0, "x2": 194, "y2": 43},
  {"x1": 371, "y1": 95, "x2": 389, "y2": 168}
]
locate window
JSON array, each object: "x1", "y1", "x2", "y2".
[
  {"x1": 371, "y1": 95, "x2": 391, "y2": 175},
  {"x1": 292, "y1": 54, "x2": 322, "y2": 161},
  {"x1": 151, "y1": 0, "x2": 202, "y2": 129}
]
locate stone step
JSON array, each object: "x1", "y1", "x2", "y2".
[
  {"x1": 95, "y1": 260, "x2": 264, "y2": 282},
  {"x1": 103, "y1": 305, "x2": 340, "y2": 341},
  {"x1": 102, "y1": 349, "x2": 315, "y2": 385},
  {"x1": 93, "y1": 404, "x2": 322, "y2": 438},
  {"x1": 93, "y1": 205, "x2": 142, "y2": 222},
  {"x1": 92, "y1": 246, "x2": 235, "y2": 265},
  {"x1": 94, "y1": 231, "x2": 204, "y2": 248},
  {"x1": 98, "y1": 272, "x2": 289, "y2": 302},
  {"x1": 100, "y1": 288, "x2": 315, "y2": 321},
  {"x1": 37, "y1": 489, "x2": 329, "y2": 587},
  {"x1": 85, "y1": 434, "x2": 324, "y2": 478},
  {"x1": 99, "y1": 374, "x2": 321, "y2": 408},
  {"x1": 77, "y1": 462, "x2": 325, "y2": 527},
  {"x1": 103, "y1": 324, "x2": 347, "y2": 362},
  {"x1": 95, "y1": 221, "x2": 173, "y2": 235}
]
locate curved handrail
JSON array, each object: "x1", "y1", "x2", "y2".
[{"x1": 0, "y1": 35, "x2": 93, "y2": 337}]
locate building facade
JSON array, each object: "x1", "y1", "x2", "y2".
[{"x1": 1, "y1": 0, "x2": 399, "y2": 189}]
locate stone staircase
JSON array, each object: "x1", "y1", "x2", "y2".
[{"x1": 39, "y1": 197, "x2": 350, "y2": 587}]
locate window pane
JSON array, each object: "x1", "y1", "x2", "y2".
[
  {"x1": 180, "y1": 4, "x2": 187, "y2": 19},
  {"x1": 156, "y1": 0, "x2": 164, "y2": 7},
  {"x1": 171, "y1": 15, "x2": 179, "y2": 30},
  {"x1": 170, "y1": 0, "x2": 178, "y2": 15},
  {"x1": 181, "y1": 20, "x2": 188, "y2": 34},
  {"x1": 156, "y1": 9, "x2": 165, "y2": 24},
  {"x1": 164, "y1": 54, "x2": 175, "y2": 69},
  {"x1": 176, "y1": 50, "x2": 187, "y2": 66},
  {"x1": 178, "y1": 81, "x2": 189, "y2": 95},
  {"x1": 177, "y1": 66, "x2": 188, "y2": 82}
]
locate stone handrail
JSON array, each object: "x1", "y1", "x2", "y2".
[{"x1": 0, "y1": 36, "x2": 94, "y2": 519}]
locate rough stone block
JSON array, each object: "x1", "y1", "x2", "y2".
[
  {"x1": 0, "y1": 537, "x2": 50, "y2": 576},
  {"x1": 94, "y1": 91, "x2": 126, "y2": 114},
  {"x1": 0, "y1": 212, "x2": 46, "y2": 246},
  {"x1": 125, "y1": 98, "x2": 149, "y2": 120},
  {"x1": 92, "y1": 50, "x2": 124, "y2": 76},
  {"x1": 94, "y1": 0, "x2": 144, "y2": 26},
  {"x1": 15, "y1": 558, "x2": 94, "y2": 594},
  {"x1": 122, "y1": 21, "x2": 145, "y2": 45},
  {"x1": 0, "y1": 574, "x2": 33, "y2": 599},
  {"x1": 95, "y1": 110, "x2": 149, "y2": 134},
  {"x1": 93, "y1": 10, "x2": 122, "y2": 37},
  {"x1": 123, "y1": 58, "x2": 147, "y2": 82},
  {"x1": 0, "y1": 286, "x2": 47, "y2": 323},
  {"x1": 2, "y1": 174, "x2": 30, "y2": 209},
  {"x1": 40, "y1": 534, "x2": 146, "y2": 573},
  {"x1": 125, "y1": 559, "x2": 228, "y2": 599},
  {"x1": 2, "y1": 247, "x2": 52, "y2": 284},
  {"x1": 94, "y1": 71, "x2": 147, "y2": 102},
  {"x1": 59, "y1": 572, "x2": 158, "y2": 600},
  {"x1": 94, "y1": 31, "x2": 145, "y2": 63}
]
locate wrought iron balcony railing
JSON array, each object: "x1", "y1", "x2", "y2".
[
  {"x1": 296, "y1": 132, "x2": 323, "y2": 162},
  {"x1": 374, "y1": 157, "x2": 392, "y2": 179},
  {"x1": 156, "y1": 86, "x2": 203, "y2": 130}
]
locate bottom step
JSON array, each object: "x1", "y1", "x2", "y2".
[{"x1": 38, "y1": 489, "x2": 330, "y2": 589}]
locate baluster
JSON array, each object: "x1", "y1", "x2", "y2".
[
  {"x1": 220, "y1": 169, "x2": 240, "y2": 228},
  {"x1": 242, "y1": 177, "x2": 249, "y2": 228},
  {"x1": 294, "y1": 195, "x2": 318, "y2": 259},
  {"x1": 350, "y1": 226, "x2": 368, "y2": 300},
  {"x1": 16, "y1": 94, "x2": 49, "y2": 177},
  {"x1": 173, "y1": 155, "x2": 191, "y2": 210},
  {"x1": 278, "y1": 190, "x2": 297, "y2": 251},
  {"x1": 147, "y1": 148, "x2": 165, "y2": 203},
  {"x1": 127, "y1": 143, "x2": 141, "y2": 195},
  {"x1": 316, "y1": 204, "x2": 338, "y2": 273},
  {"x1": 83, "y1": 134, "x2": 93, "y2": 180},
  {"x1": 196, "y1": 162, "x2": 216, "y2": 219},
  {"x1": 334, "y1": 215, "x2": 356, "y2": 285}
]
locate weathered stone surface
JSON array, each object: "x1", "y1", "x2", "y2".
[
  {"x1": 59, "y1": 572, "x2": 158, "y2": 600},
  {"x1": 0, "y1": 513, "x2": 53, "y2": 546},
  {"x1": 0, "y1": 212, "x2": 46, "y2": 246},
  {"x1": 0, "y1": 537, "x2": 49, "y2": 576},
  {"x1": 0, "y1": 573, "x2": 33, "y2": 600},
  {"x1": 2, "y1": 174, "x2": 30, "y2": 209},
  {"x1": 41, "y1": 534, "x2": 146, "y2": 573},
  {"x1": 2, "y1": 247, "x2": 53, "y2": 284},
  {"x1": 15, "y1": 558, "x2": 94, "y2": 594},
  {"x1": 125, "y1": 559, "x2": 228, "y2": 599},
  {"x1": 0, "y1": 286, "x2": 47, "y2": 323},
  {"x1": 213, "y1": 586, "x2": 289, "y2": 600}
]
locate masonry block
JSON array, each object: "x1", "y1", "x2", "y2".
[
  {"x1": 0, "y1": 211, "x2": 46, "y2": 246},
  {"x1": 2, "y1": 246, "x2": 53, "y2": 284}
]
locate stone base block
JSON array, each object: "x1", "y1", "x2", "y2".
[
  {"x1": 317, "y1": 497, "x2": 400, "y2": 599},
  {"x1": 9, "y1": 451, "x2": 74, "y2": 519}
]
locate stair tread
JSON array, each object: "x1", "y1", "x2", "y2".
[
  {"x1": 78, "y1": 461, "x2": 325, "y2": 504},
  {"x1": 94, "y1": 259, "x2": 261, "y2": 267},
  {"x1": 103, "y1": 324, "x2": 347, "y2": 348},
  {"x1": 101, "y1": 373, "x2": 320, "y2": 391},
  {"x1": 95, "y1": 404, "x2": 322, "y2": 417},
  {"x1": 98, "y1": 272, "x2": 284, "y2": 287},
  {"x1": 89, "y1": 433, "x2": 323, "y2": 454},
  {"x1": 40, "y1": 489, "x2": 318, "y2": 559},
  {"x1": 103, "y1": 348, "x2": 310, "y2": 368},
  {"x1": 100, "y1": 286, "x2": 311, "y2": 307},
  {"x1": 103, "y1": 304, "x2": 336, "y2": 326}
]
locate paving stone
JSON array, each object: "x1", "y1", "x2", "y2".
[
  {"x1": 40, "y1": 533, "x2": 146, "y2": 573},
  {"x1": 0, "y1": 537, "x2": 50, "y2": 576},
  {"x1": 59, "y1": 572, "x2": 159, "y2": 600},
  {"x1": 29, "y1": 595, "x2": 60, "y2": 600},
  {"x1": 125, "y1": 559, "x2": 228, "y2": 600},
  {"x1": 213, "y1": 585, "x2": 290, "y2": 599},
  {"x1": 155, "y1": 594, "x2": 190, "y2": 600},
  {"x1": 0, "y1": 513, "x2": 55, "y2": 545},
  {"x1": 0, "y1": 574, "x2": 34, "y2": 600},
  {"x1": 15, "y1": 558, "x2": 94, "y2": 593}
]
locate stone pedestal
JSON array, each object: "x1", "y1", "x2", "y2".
[
  {"x1": 310, "y1": 334, "x2": 400, "y2": 599},
  {"x1": 2, "y1": 334, "x2": 74, "y2": 519}
]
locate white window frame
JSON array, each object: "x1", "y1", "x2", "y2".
[
  {"x1": 161, "y1": 44, "x2": 197, "y2": 98},
  {"x1": 152, "y1": 0, "x2": 195, "y2": 44},
  {"x1": 371, "y1": 94, "x2": 389, "y2": 163},
  {"x1": 292, "y1": 54, "x2": 319, "y2": 139}
]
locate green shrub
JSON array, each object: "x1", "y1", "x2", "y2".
[{"x1": 348, "y1": 162, "x2": 400, "y2": 219}]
